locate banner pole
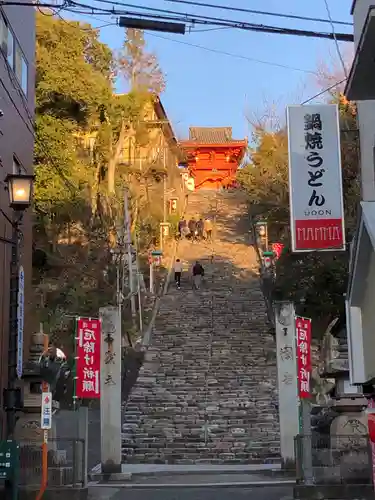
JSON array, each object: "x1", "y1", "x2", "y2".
[
  {"x1": 36, "y1": 329, "x2": 49, "y2": 500},
  {"x1": 73, "y1": 317, "x2": 79, "y2": 412}
]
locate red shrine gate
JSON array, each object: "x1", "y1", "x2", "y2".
[{"x1": 180, "y1": 127, "x2": 247, "y2": 190}]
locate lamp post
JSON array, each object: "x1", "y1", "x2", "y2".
[
  {"x1": 2, "y1": 173, "x2": 34, "y2": 437},
  {"x1": 1, "y1": 173, "x2": 34, "y2": 500}
]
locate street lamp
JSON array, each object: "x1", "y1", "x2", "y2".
[
  {"x1": 254, "y1": 220, "x2": 268, "y2": 253},
  {"x1": 2, "y1": 173, "x2": 34, "y2": 441},
  {"x1": 5, "y1": 173, "x2": 34, "y2": 210}
]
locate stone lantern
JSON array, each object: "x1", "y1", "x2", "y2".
[{"x1": 15, "y1": 330, "x2": 59, "y2": 444}]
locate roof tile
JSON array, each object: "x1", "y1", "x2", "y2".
[{"x1": 189, "y1": 127, "x2": 233, "y2": 143}]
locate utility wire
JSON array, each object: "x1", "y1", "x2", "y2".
[
  {"x1": 166, "y1": 0, "x2": 353, "y2": 27},
  {"x1": 48, "y1": 6, "x2": 116, "y2": 29},
  {"x1": 64, "y1": 0, "x2": 354, "y2": 41},
  {"x1": 190, "y1": 26, "x2": 231, "y2": 33},
  {"x1": 300, "y1": 78, "x2": 347, "y2": 105},
  {"x1": 323, "y1": 0, "x2": 348, "y2": 78},
  {"x1": 0, "y1": 77, "x2": 35, "y2": 138},
  {"x1": 148, "y1": 32, "x2": 316, "y2": 74}
]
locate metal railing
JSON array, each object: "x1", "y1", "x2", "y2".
[
  {"x1": 295, "y1": 434, "x2": 373, "y2": 485},
  {"x1": 18, "y1": 438, "x2": 85, "y2": 488}
]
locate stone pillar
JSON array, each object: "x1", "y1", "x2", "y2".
[
  {"x1": 99, "y1": 306, "x2": 122, "y2": 473},
  {"x1": 275, "y1": 302, "x2": 299, "y2": 464},
  {"x1": 75, "y1": 406, "x2": 88, "y2": 486}
]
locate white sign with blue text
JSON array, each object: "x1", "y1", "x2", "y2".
[
  {"x1": 41, "y1": 392, "x2": 52, "y2": 430},
  {"x1": 17, "y1": 265, "x2": 24, "y2": 379}
]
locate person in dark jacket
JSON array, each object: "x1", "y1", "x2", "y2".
[
  {"x1": 192, "y1": 260, "x2": 204, "y2": 289},
  {"x1": 188, "y1": 218, "x2": 197, "y2": 242},
  {"x1": 178, "y1": 218, "x2": 187, "y2": 239},
  {"x1": 196, "y1": 218, "x2": 204, "y2": 240}
]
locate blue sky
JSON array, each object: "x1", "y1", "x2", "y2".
[{"x1": 64, "y1": 0, "x2": 353, "y2": 140}]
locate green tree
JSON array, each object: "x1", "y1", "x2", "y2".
[
  {"x1": 33, "y1": 14, "x2": 173, "y2": 336},
  {"x1": 34, "y1": 12, "x2": 115, "y2": 228},
  {"x1": 33, "y1": 13, "x2": 136, "y2": 329}
]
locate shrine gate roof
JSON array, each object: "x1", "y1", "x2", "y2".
[{"x1": 189, "y1": 127, "x2": 236, "y2": 144}]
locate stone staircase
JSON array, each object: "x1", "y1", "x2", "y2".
[{"x1": 122, "y1": 190, "x2": 280, "y2": 464}]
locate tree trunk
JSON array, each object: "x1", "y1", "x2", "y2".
[
  {"x1": 131, "y1": 198, "x2": 139, "y2": 234},
  {"x1": 107, "y1": 119, "x2": 131, "y2": 194},
  {"x1": 90, "y1": 161, "x2": 102, "y2": 224}
]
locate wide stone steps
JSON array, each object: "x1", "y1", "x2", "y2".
[{"x1": 122, "y1": 190, "x2": 280, "y2": 465}]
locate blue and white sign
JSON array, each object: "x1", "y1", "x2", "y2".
[{"x1": 17, "y1": 266, "x2": 24, "y2": 379}]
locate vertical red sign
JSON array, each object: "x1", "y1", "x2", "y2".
[
  {"x1": 367, "y1": 399, "x2": 375, "y2": 485},
  {"x1": 295, "y1": 316, "x2": 312, "y2": 399},
  {"x1": 76, "y1": 318, "x2": 101, "y2": 399},
  {"x1": 271, "y1": 242, "x2": 285, "y2": 261}
]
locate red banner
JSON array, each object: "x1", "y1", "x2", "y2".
[
  {"x1": 295, "y1": 316, "x2": 312, "y2": 399},
  {"x1": 367, "y1": 400, "x2": 375, "y2": 485},
  {"x1": 272, "y1": 242, "x2": 285, "y2": 260},
  {"x1": 76, "y1": 318, "x2": 101, "y2": 399}
]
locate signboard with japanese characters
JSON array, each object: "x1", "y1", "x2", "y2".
[
  {"x1": 17, "y1": 265, "x2": 24, "y2": 379},
  {"x1": 99, "y1": 306, "x2": 122, "y2": 467},
  {"x1": 41, "y1": 391, "x2": 52, "y2": 429},
  {"x1": 0, "y1": 440, "x2": 19, "y2": 480},
  {"x1": 287, "y1": 104, "x2": 345, "y2": 252},
  {"x1": 185, "y1": 177, "x2": 195, "y2": 191},
  {"x1": 76, "y1": 317, "x2": 101, "y2": 399},
  {"x1": 295, "y1": 316, "x2": 312, "y2": 399},
  {"x1": 275, "y1": 302, "x2": 299, "y2": 462}
]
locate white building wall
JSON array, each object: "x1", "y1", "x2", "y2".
[
  {"x1": 353, "y1": 0, "x2": 375, "y2": 201},
  {"x1": 346, "y1": 2, "x2": 375, "y2": 385},
  {"x1": 359, "y1": 252, "x2": 375, "y2": 381},
  {"x1": 346, "y1": 301, "x2": 365, "y2": 384}
]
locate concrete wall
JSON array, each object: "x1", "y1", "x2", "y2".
[
  {"x1": 359, "y1": 250, "x2": 375, "y2": 380},
  {"x1": 0, "y1": 1, "x2": 35, "y2": 431},
  {"x1": 352, "y1": 0, "x2": 375, "y2": 201}
]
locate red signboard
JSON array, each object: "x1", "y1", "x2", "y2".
[
  {"x1": 76, "y1": 318, "x2": 101, "y2": 399},
  {"x1": 295, "y1": 219, "x2": 344, "y2": 251},
  {"x1": 295, "y1": 316, "x2": 312, "y2": 399},
  {"x1": 272, "y1": 242, "x2": 285, "y2": 260},
  {"x1": 367, "y1": 399, "x2": 375, "y2": 485}
]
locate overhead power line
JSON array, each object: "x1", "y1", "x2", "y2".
[
  {"x1": 148, "y1": 32, "x2": 316, "y2": 74},
  {"x1": 323, "y1": 0, "x2": 348, "y2": 78},
  {"x1": 65, "y1": 0, "x2": 354, "y2": 42},
  {"x1": 166, "y1": 0, "x2": 353, "y2": 27},
  {"x1": 49, "y1": 9, "x2": 318, "y2": 74},
  {"x1": 300, "y1": 79, "x2": 347, "y2": 105},
  {"x1": 3, "y1": 0, "x2": 354, "y2": 41}
]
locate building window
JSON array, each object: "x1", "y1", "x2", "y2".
[
  {"x1": 6, "y1": 25, "x2": 13, "y2": 68},
  {"x1": 21, "y1": 56, "x2": 28, "y2": 95},
  {"x1": 14, "y1": 42, "x2": 22, "y2": 82},
  {"x1": 0, "y1": 14, "x2": 6, "y2": 54},
  {"x1": 0, "y1": 12, "x2": 28, "y2": 96},
  {"x1": 13, "y1": 156, "x2": 25, "y2": 174},
  {"x1": 15, "y1": 43, "x2": 28, "y2": 95}
]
